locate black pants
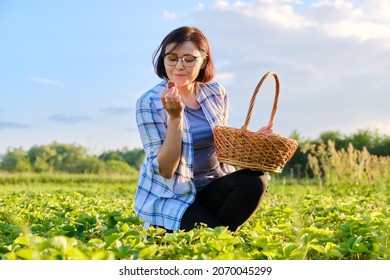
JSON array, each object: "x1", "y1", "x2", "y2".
[{"x1": 180, "y1": 169, "x2": 268, "y2": 231}]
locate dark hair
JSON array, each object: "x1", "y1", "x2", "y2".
[{"x1": 153, "y1": 26, "x2": 215, "y2": 83}]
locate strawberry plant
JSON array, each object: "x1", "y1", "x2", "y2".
[{"x1": 0, "y1": 173, "x2": 388, "y2": 260}]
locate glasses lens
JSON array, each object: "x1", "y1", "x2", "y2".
[
  {"x1": 183, "y1": 55, "x2": 196, "y2": 66},
  {"x1": 165, "y1": 54, "x2": 178, "y2": 66}
]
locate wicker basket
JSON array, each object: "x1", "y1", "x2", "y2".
[{"x1": 214, "y1": 71, "x2": 298, "y2": 173}]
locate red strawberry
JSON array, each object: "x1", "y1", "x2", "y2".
[{"x1": 168, "y1": 81, "x2": 176, "y2": 89}]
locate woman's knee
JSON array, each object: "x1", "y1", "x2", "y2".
[{"x1": 242, "y1": 169, "x2": 268, "y2": 196}]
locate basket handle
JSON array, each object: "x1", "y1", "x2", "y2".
[{"x1": 241, "y1": 71, "x2": 280, "y2": 130}]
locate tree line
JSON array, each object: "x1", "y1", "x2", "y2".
[
  {"x1": 283, "y1": 128, "x2": 389, "y2": 178},
  {"x1": 0, "y1": 142, "x2": 144, "y2": 175},
  {"x1": 0, "y1": 129, "x2": 388, "y2": 177}
]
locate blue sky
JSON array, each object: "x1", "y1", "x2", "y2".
[{"x1": 1, "y1": 0, "x2": 389, "y2": 155}]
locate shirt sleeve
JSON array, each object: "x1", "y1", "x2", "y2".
[
  {"x1": 216, "y1": 83, "x2": 236, "y2": 173},
  {"x1": 216, "y1": 82, "x2": 230, "y2": 126},
  {"x1": 136, "y1": 94, "x2": 167, "y2": 176}
]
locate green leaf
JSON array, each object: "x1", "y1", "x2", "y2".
[
  {"x1": 15, "y1": 248, "x2": 34, "y2": 260},
  {"x1": 104, "y1": 233, "x2": 121, "y2": 249},
  {"x1": 139, "y1": 245, "x2": 159, "y2": 259},
  {"x1": 91, "y1": 251, "x2": 113, "y2": 260},
  {"x1": 62, "y1": 225, "x2": 74, "y2": 231},
  {"x1": 64, "y1": 247, "x2": 88, "y2": 260},
  {"x1": 310, "y1": 244, "x2": 326, "y2": 254},
  {"x1": 87, "y1": 238, "x2": 105, "y2": 248},
  {"x1": 120, "y1": 223, "x2": 129, "y2": 232},
  {"x1": 51, "y1": 236, "x2": 69, "y2": 252},
  {"x1": 14, "y1": 235, "x2": 29, "y2": 246},
  {"x1": 339, "y1": 242, "x2": 351, "y2": 254}
]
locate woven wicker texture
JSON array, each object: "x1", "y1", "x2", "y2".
[{"x1": 214, "y1": 71, "x2": 298, "y2": 173}]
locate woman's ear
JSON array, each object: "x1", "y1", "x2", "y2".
[{"x1": 201, "y1": 58, "x2": 208, "y2": 69}]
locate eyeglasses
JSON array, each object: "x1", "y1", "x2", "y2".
[{"x1": 163, "y1": 53, "x2": 200, "y2": 67}]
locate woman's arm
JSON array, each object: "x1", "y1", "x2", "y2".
[
  {"x1": 157, "y1": 117, "x2": 182, "y2": 179},
  {"x1": 157, "y1": 83, "x2": 184, "y2": 179}
]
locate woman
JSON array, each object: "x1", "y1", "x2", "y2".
[{"x1": 135, "y1": 26, "x2": 272, "y2": 232}]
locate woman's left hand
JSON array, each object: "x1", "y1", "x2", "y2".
[{"x1": 256, "y1": 123, "x2": 275, "y2": 135}]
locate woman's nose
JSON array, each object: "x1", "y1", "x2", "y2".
[{"x1": 175, "y1": 58, "x2": 184, "y2": 69}]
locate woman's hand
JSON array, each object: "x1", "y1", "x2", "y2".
[
  {"x1": 161, "y1": 82, "x2": 183, "y2": 119},
  {"x1": 256, "y1": 123, "x2": 275, "y2": 135}
]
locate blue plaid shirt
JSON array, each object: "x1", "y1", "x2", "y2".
[{"x1": 135, "y1": 80, "x2": 235, "y2": 230}]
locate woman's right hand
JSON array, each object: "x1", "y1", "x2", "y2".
[{"x1": 161, "y1": 82, "x2": 183, "y2": 119}]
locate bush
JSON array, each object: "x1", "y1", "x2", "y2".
[{"x1": 0, "y1": 148, "x2": 31, "y2": 172}]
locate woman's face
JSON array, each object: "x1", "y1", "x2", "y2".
[{"x1": 164, "y1": 41, "x2": 206, "y2": 88}]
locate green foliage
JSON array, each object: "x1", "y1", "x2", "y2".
[
  {"x1": 281, "y1": 130, "x2": 311, "y2": 178},
  {"x1": 105, "y1": 160, "x2": 138, "y2": 175},
  {"x1": 273, "y1": 128, "x2": 389, "y2": 179},
  {"x1": 0, "y1": 172, "x2": 137, "y2": 185},
  {"x1": 0, "y1": 174, "x2": 388, "y2": 260},
  {"x1": 49, "y1": 142, "x2": 88, "y2": 172},
  {"x1": 304, "y1": 140, "x2": 390, "y2": 187},
  {"x1": 121, "y1": 148, "x2": 145, "y2": 170},
  {"x1": 32, "y1": 157, "x2": 51, "y2": 173},
  {"x1": 0, "y1": 148, "x2": 31, "y2": 172},
  {"x1": 28, "y1": 145, "x2": 57, "y2": 172},
  {"x1": 99, "y1": 148, "x2": 144, "y2": 170},
  {"x1": 0, "y1": 129, "x2": 388, "y2": 259},
  {"x1": 318, "y1": 128, "x2": 390, "y2": 156},
  {"x1": 73, "y1": 157, "x2": 104, "y2": 174},
  {"x1": 0, "y1": 142, "x2": 143, "y2": 175}
]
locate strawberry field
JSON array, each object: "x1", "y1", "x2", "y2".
[{"x1": 1, "y1": 172, "x2": 388, "y2": 260}]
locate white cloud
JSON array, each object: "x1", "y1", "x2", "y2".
[
  {"x1": 215, "y1": 71, "x2": 235, "y2": 81},
  {"x1": 163, "y1": 10, "x2": 177, "y2": 20},
  {"x1": 197, "y1": 3, "x2": 205, "y2": 11},
  {"x1": 213, "y1": 0, "x2": 390, "y2": 43},
  {"x1": 367, "y1": 0, "x2": 390, "y2": 22},
  {"x1": 49, "y1": 114, "x2": 88, "y2": 124},
  {"x1": 26, "y1": 76, "x2": 66, "y2": 86},
  {"x1": 309, "y1": 0, "x2": 390, "y2": 42},
  {"x1": 320, "y1": 21, "x2": 390, "y2": 42},
  {"x1": 214, "y1": 0, "x2": 230, "y2": 10},
  {"x1": 214, "y1": 0, "x2": 310, "y2": 29}
]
